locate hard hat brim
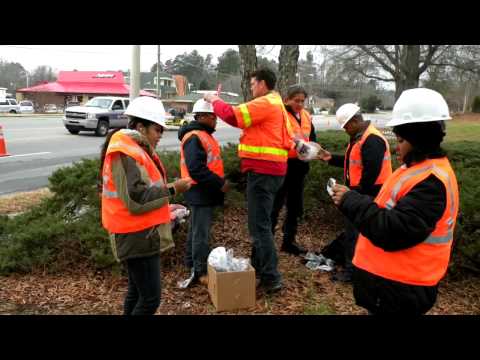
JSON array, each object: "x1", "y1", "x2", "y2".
[{"x1": 386, "y1": 116, "x2": 452, "y2": 127}]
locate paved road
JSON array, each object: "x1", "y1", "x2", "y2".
[{"x1": 0, "y1": 112, "x2": 392, "y2": 195}]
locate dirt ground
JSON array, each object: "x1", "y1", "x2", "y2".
[
  {"x1": 452, "y1": 112, "x2": 480, "y2": 122},
  {"x1": 1, "y1": 189, "x2": 479, "y2": 315}
]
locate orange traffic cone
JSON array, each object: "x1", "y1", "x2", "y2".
[{"x1": 0, "y1": 124, "x2": 10, "y2": 157}]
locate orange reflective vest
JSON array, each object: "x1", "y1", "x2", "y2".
[
  {"x1": 345, "y1": 124, "x2": 392, "y2": 187},
  {"x1": 101, "y1": 130, "x2": 171, "y2": 234},
  {"x1": 232, "y1": 91, "x2": 294, "y2": 163},
  {"x1": 180, "y1": 130, "x2": 224, "y2": 184},
  {"x1": 287, "y1": 109, "x2": 312, "y2": 158},
  {"x1": 353, "y1": 157, "x2": 459, "y2": 286}
]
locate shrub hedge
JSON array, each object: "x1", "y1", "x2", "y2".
[{"x1": 0, "y1": 132, "x2": 478, "y2": 276}]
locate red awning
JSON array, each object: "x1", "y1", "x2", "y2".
[{"x1": 17, "y1": 71, "x2": 157, "y2": 97}]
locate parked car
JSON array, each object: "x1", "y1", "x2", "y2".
[
  {"x1": 0, "y1": 98, "x2": 21, "y2": 113},
  {"x1": 19, "y1": 100, "x2": 35, "y2": 114},
  {"x1": 63, "y1": 96, "x2": 130, "y2": 136},
  {"x1": 165, "y1": 113, "x2": 190, "y2": 127},
  {"x1": 44, "y1": 104, "x2": 58, "y2": 113}
]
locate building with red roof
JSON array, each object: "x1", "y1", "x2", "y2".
[{"x1": 16, "y1": 71, "x2": 156, "y2": 111}]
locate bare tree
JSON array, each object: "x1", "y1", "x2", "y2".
[
  {"x1": 238, "y1": 45, "x2": 257, "y2": 101},
  {"x1": 277, "y1": 45, "x2": 300, "y2": 97},
  {"x1": 328, "y1": 45, "x2": 454, "y2": 100}
]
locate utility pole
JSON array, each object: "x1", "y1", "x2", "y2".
[
  {"x1": 157, "y1": 45, "x2": 161, "y2": 99},
  {"x1": 130, "y1": 45, "x2": 141, "y2": 101}
]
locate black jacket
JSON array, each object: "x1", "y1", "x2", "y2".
[
  {"x1": 178, "y1": 121, "x2": 225, "y2": 206},
  {"x1": 329, "y1": 122, "x2": 387, "y2": 197},
  {"x1": 339, "y1": 163, "x2": 448, "y2": 314}
]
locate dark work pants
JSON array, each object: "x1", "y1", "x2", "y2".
[
  {"x1": 184, "y1": 205, "x2": 215, "y2": 276},
  {"x1": 247, "y1": 171, "x2": 284, "y2": 285},
  {"x1": 124, "y1": 254, "x2": 161, "y2": 315},
  {"x1": 271, "y1": 165, "x2": 307, "y2": 244},
  {"x1": 340, "y1": 218, "x2": 359, "y2": 274}
]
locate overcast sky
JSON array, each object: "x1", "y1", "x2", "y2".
[{"x1": 0, "y1": 45, "x2": 321, "y2": 73}]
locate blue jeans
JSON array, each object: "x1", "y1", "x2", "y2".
[
  {"x1": 184, "y1": 205, "x2": 215, "y2": 276},
  {"x1": 247, "y1": 171, "x2": 284, "y2": 284},
  {"x1": 124, "y1": 254, "x2": 161, "y2": 315}
]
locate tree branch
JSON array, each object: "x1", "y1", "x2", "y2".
[
  {"x1": 357, "y1": 45, "x2": 396, "y2": 76},
  {"x1": 377, "y1": 45, "x2": 398, "y2": 67},
  {"x1": 351, "y1": 65, "x2": 395, "y2": 82},
  {"x1": 418, "y1": 45, "x2": 440, "y2": 74}
]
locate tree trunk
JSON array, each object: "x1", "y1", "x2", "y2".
[
  {"x1": 463, "y1": 82, "x2": 469, "y2": 113},
  {"x1": 277, "y1": 45, "x2": 300, "y2": 98},
  {"x1": 394, "y1": 45, "x2": 421, "y2": 100},
  {"x1": 395, "y1": 75, "x2": 420, "y2": 100},
  {"x1": 238, "y1": 45, "x2": 257, "y2": 102}
]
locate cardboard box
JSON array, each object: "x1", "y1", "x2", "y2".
[{"x1": 208, "y1": 263, "x2": 256, "y2": 312}]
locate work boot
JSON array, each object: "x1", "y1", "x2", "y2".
[
  {"x1": 259, "y1": 280, "x2": 283, "y2": 294},
  {"x1": 330, "y1": 269, "x2": 353, "y2": 283},
  {"x1": 281, "y1": 241, "x2": 307, "y2": 256}
]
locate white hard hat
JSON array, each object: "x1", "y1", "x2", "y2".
[
  {"x1": 387, "y1": 88, "x2": 451, "y2": 127},
  {"x1": 124, "y1": 96, "x2": 167, "y2": 128},
  {"x1": 192, "y1": 99, "x2": 214, "y2": 114},
  {"x1": 336, "y1": 103, "x2": 361, "y2": 128}
]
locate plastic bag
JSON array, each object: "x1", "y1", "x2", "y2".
[
  {"x1": 326, "y1": 178, "x2": 336, "y2": 196},
  {"x1": 208, "y1": 247, "x2": 250, "y2": 272},
  {"x1": 302, "y1": 252, "x2": 335, "y2": 272},
  {"x1": 296, "y1": 140, "x2": 322, "y2": 162},
  {"x1": 169, "y1": 204, "x2": 190, "y2": 232},
  {"x1": 169, "y1": 204, "x2": 190, "y2": 223},
  {"x1": 177, "y1": 268, "x2": 196, "y2": 289}
]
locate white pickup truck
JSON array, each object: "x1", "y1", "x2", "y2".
[{"x1": 63, "y1": 96, "x2": 130, "y2": 136}]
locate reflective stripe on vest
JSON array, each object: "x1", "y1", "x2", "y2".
[
  {"x1": 101, "y1": 130, "x2": 171, "y2": 234},
  {"x1": 345, "y1": 124, "x2": 392, "y2": 187},
  {"x1": 239, "y1": 104, "x2": 253, "y2": 128},
  {"x1": 352, "y1": 157, "x2": 459, "y2": 286},
  {"x1": 180, "y1": 130, "x2": 224, "y2": 184},
  {"x1": 238, "y1": 143, "x2": 288, "y2": 157}
]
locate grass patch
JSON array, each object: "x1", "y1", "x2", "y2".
[
  {"x1": 303, "y1": 302, "x2": 335, "y2": 315},
  {"x1": 445, "y1": 121, "x2": 480, "y2": 143}
]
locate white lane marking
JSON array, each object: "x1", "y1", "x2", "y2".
[
  {"x1": 5, "y1": 127, "x2": 65, "y2": 132},
  {"x1": 0, "y1": 152, "x2": 52, "y2": 159}
]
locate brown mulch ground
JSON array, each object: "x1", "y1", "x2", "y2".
[
  {"x1": 1, "y1": 190, "x2": 479, "y2": 315},
  {"x1": 452, "y1": 112, "x2": 480, "y2": 122}
]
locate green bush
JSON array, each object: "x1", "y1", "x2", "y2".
[
  {"x1": 472, "y1": 96, "x2": 480, "y2": 113},
  {"x1": 443, "y1": 141, "x2": 480, "y2": 275},
  {"x1": 360, "y1": 95, "x2": 382, "y2": 113},
  {"x1": 0, "y1": 144, "x2": 244, "y2": 274},
  {"x1": 1, "y1": 133, "x2": 479, "y2": 277},
  {"x1": 303, "y1": 131, "x2": 346, "y2": 216}
]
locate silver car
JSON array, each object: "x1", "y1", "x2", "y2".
[
  {"x1": 0, "y1": 98, "x2": 21, "y2": 113},
  {"x1": 19, "y1": 100, "x2": 35, "y2": 114}
]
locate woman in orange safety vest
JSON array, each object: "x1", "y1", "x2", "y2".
[
  {"x1": 330, "y1": 88, "x2": 459, "y2": 315},
  {"x1": 100, "y1": 96, "x2": 191, "y2": 315},
  {"x1": 271, "y1": 85, "x2": 317, "y2": 256}
]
